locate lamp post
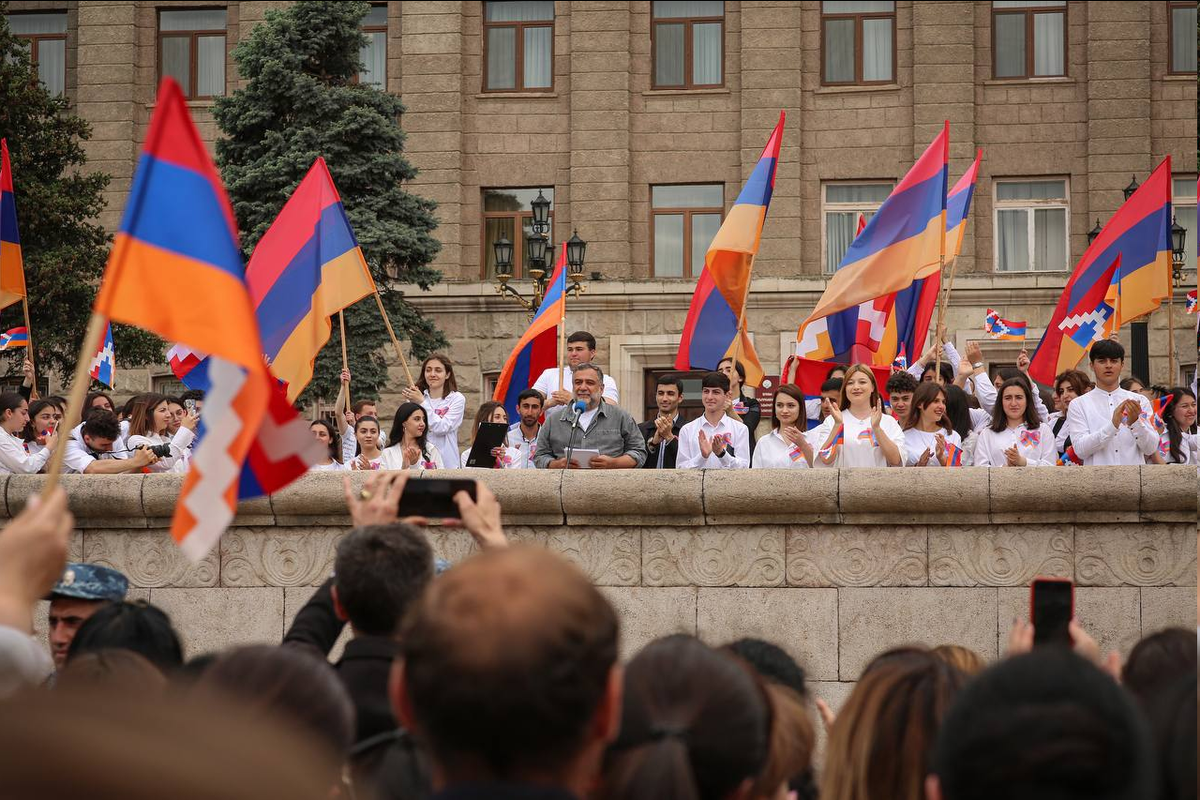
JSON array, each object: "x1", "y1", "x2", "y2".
[
  {"x1": 1167, "y1": 216, "x2": 1188, "y2": 382},
  {"x1": 1087, "y1": 218, "x2": 1103, "y2": 246},
  {"x1": 490, "y1": 190, "x2": 590, "y2": 319}
]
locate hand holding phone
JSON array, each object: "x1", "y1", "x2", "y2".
[
  {"x1": 1030, "y1": 577, "x2": 1074, "y2": 647},
  {"x1": 397, "y1": 478, "x2": 478, "y2": 520}
]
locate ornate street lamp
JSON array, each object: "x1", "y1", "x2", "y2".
[
  {"x1": 1086, "y1": 218, "x2": 1103, "y2": 246},
  {"x1": 492, "y1": 234, "x2": 514, "y2": 281},
  {"x1": 525, "y1": 230, "x2": 548, "y2": 280},
  {"x1": 530, "y1": 189, "x2": 551, "y2": 234},
  {"x1": 566, "y1": 230, "x2": 587, "y2": 279},
  {"x1": 1122, "y1": 175, "x2": 1140, "y2": 201},
  {"x1": 490, "y1": 221, "x2": 590, "y2": 320},
  {"x1": 1166, "y1": 216, "x2": 1188, "y2": 381}
]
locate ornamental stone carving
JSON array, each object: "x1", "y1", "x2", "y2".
[
  {"x1": 786, "y1": 526, "x2": 926, "y2": 587},
  {"x1": 85, "y1": 529, "x2": 218, "y2": 588},
  {"x1": 929, "y1": 525, "x2": 1072, "y2": 587},
  {"x1": 1076, "y1": 523, "x2": 1196, "y2": 586},
  {"x1": 220, "y1": 527, "x2": 346, "y2": 587},
  {"x1": 644, "y1": 528, "x2": 784, "y2": 587}
]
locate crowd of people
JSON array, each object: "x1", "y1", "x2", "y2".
[{"x1": 0, "y1": 472, "x2": 1193, "y2": 799}]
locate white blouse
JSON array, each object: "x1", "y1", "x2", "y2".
[
  {"x1": 902, "y1": 427, "x2": 964, "y2": 467},
  {"x1": 421, "y1": 391, "x2": 466, "y2": 473},
  {"x1": 123, "y1": 427, "x2": 196, "y2": 473},
  {"x1": 811, "y1": 410, "x2": 906, "y2": 468},
  {"x1": 308, "y1": 460, "x2": 346, "y2": 472},
  {"x1": 752, "y1": 429, "x2": 812, "y2": 468},
  {"x1": 1159, "y1": 430, "x2": 1200, "y2": 464},
  {"x1": 974, "y1": 423, "x2": 1058, "y2": 467},
  {"x1": 0, "y1": 428, "x2": 51, "y2": 474},
  {"x1": 378, "y1": 443, "x2": 446, "y2": 471}
]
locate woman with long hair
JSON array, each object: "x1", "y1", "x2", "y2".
[
  {"x1": 379, "y1": 403, "x2": 444, "y2": 470},
  {"x1": 752, "y1": 384, "x2": 813, "y2": 468},
  {"x1": 401, "y1": 353, "x2": 465, "y2": 470},
  {"x1": 348, "y1": 416, "x2": 385, "y2": 470},
  {"x1": 1049, "y1": 369, "x2": 1090, "y2": 454},
  {"x1": 974, "y1": 377, "x2": 1057, "y2": 466},
  {"x1": 1156, "y1": 387, "x2": 1198, "y2": 464},
  {"x1": 459, "y1": 401, "x2": 520, "y2": 468},
  {"x1": 0, "y1": 392, "x2": 56, "y2": 474},
  {"x1": 811, "y1": 364, "x2": 904, "y2": 467},
  {"x1": 125, "y1": 393, "x2": 198, "y2": 473},
  {"x1": 307, "y1": 419, "x2": 344, "y2": 471},
  {"x1": 901, "y1": 382, "x2": 963, "y2": 466},
  {"x1": 22, "y1": 399, "x2": 59, "y2": 459}
]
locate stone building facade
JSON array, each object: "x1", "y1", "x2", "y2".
[{"x1": 5, "y1": 1, "x2": 1197, "y2": 433}]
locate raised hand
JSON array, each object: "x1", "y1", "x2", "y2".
[
  {"x1": 870, "y1": 397, "x2": 884, "y2": 429},
  {"x1": 1017, "y1": 349, "x2": 1031, "y2": 373},
  {"x1": 934, "y1": 433, "x2": 946, "y2": 463},
  {"x1": 916, "y1": 448, "x2": 932, "y2": 467},
  {"x1": 698, "y1": 430, "x2": 713, "y2": 458}
]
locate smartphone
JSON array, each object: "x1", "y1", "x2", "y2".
[
  {"x1": 1030, "y1": 577, "x2": 1074, "y2": 647},
  {"x1": 397, "y1": 478, "x2": 477, "y2": 519},
  {"x1": 184, "y1": 398, "x2": 197, "y2": 415}
]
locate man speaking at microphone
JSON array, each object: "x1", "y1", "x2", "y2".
[{"x1": 533, "y1": 362, "x2": 647, "y2": 469}]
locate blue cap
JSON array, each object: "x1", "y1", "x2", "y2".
[{"x1": 48, "y1": 563, "x2": 129, "y2": 603}]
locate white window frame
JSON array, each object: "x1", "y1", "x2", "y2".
[
  {"x1": 1171, "y1": 175, "x2": 1197, "y2": 272},
  {"x1": 821, "y1": 181, "x2": 894, "y2": 275},
  {"x1": 992, "y1": 177, "x2": 1070, "y2": 273}
]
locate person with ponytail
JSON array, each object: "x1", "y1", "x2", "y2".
[
  {"x1": 974, "y1": 377, "x2": 1057, "y2": 467},
  {"x1": 1156, "y1": 387, "x2": 1198, "y2": 464},
  {"x1": 379, "y1": 403, "x2": 444, "y2": 471},
  {"x1": 0, "y1": 392, "x2": 56, "y2": 474},
  {"x1": 901, "y1": 383, "x2": 963, "y2": 466}
]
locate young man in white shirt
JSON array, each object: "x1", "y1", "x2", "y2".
[
  {"x1": 1065, "y1": 339, "x2": 1159, "y2": 466},
  {"x1": 532, "y1": 331, "x2": 618, "y2": 411},
  {"x1": 676, "y1": 372, "x2": 749, "y2": 469},
  {"x1": 63, "y1": 410, "x2": 158, "y2": 475},
  {"x1": 505, "y1": 389, "x2": 544, "y2": 469}
]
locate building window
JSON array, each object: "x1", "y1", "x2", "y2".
[
  {"x1": 651, "y1": 184, "x2": 723, "y2": 279},
  {"x1": 1173, "y1": 177, "x2": 1197, "y2": 271},
  {"x1": 994, "y1": 179, "x2": 1069, "y2": 272},
  {"x1": 158, "y1": 9, "x2": 226, "y2": 99},
  {"x1": 1168, "y1": 1, "x2": 1197, "y2": 74},
  {"x1": 482, "y1": 187, "x2": 554, "y2": 279},
  {"x1": 358, "y1": 4, "x2": 387, "y2": 88},
  {"x1": 820, "y1": 2, "x2": 895, "y2": 86},
  {"x1": 483, "y1": 1, "x2": 554, "y2": 92},
  {"x1": 992, "y1": 1, "x2": 1066, "y2": 79},
  {"x1": 651, "y1": 1, "x2": 724, "y2": 89},
  {"x1": 822, "y1": 183, "x2": 892, "y2": 274},
  {"x1": 7, "y1": 12, "x2": 67, "y2": 96},
  {"x1": 152, "y1": 374, "x2": 186, "y2": 396},
  {"x1": 643, "y1": 369, "x2": 707, "y2": 426},
  {"x1": 482, "y1": 370, "x2": 500, "y2": 399}
]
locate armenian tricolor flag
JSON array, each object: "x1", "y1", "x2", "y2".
[
  {"x1": 818, "y1": 428, "x2": 844, "y2": 461},
  {"x1": 945, "y1": 440, "x2": 964, "y2": 466},
  {"x1": 0, "y1": 326, "x2": 28, "y2": 350},
  {"x1": 675, "y1": 112, "x2": 784, "y2": 388},
  {"x1": 984, "y1": 309, "x2": 1027, "y2": 340},
  {"x1": 0, "y1": 139, "x2": 28, "y2": 311}
]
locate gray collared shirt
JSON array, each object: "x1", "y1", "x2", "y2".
[{"x1": 534, "y1": 402, "x2": 648, "y2": 468}]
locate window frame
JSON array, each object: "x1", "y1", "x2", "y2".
[
  {"x1": 819, "y1": 2, "x2": 897, "y2": 87},
  {"x1": 1167, "y1": 0, "x2": 1198, "y2": 76},
  {"x1": 355, "y1": 3, "x2": 389, "y2": 88},
  {"x1": 7, "y1": 12, "x2": 68, "y2": 95},
  {"x1": 156, "y1": 8, "x2": 228, "y2": 100},
  {"x1": 990, "y1": 2, "x2": 1068, "y2": 80},
  {"x1": 649, "y1": 183, "x2": 725, "y2": 280},
  {"x1": 480, "y1": 187, "x2": 555, "y2": 280},
  {"x1": 650, "y1": 2, "x2": 726, "y2": 91},
  {"x1": 481, "y1": 1, "x2": 555, "y2": 93},
  {"x1": 820, "y1": 181, "x2": 894, "y2": 275},
  {"x1": 643, "y1": 368, "x2": 708, "y2": 426},
  {"x1": 992, "y1": 177, "x2": 1071, "y2": 274},
  {"x1": 1171, "y1": 174, "x2": 1197, "y2": 270}
]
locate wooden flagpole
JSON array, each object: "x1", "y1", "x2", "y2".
[
  {"x1": 557, "y1": 305, "x2": 566, "y2": 392},
  {"x1": 20, "y1": 297, "x2": 38, "y2": 400},
  {"x1": 338, "y1": 309, "x2": 351, "y2": 411},
  {"x1": 41, "y1": 312, "x2": 107, "y2": 492},
  {"x1": 371, "y1": 290, "x2": 415, "y2": 386}
]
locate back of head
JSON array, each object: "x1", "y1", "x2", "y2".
[
  {"x1": 930, "y1": 644, "x2": 986, "y2": 676},
  {"x1": 66, "y1": 600, "x2": 183, "y2": 671},
  {"x1": 1121, "y1": 627, "x2": 1198, "y2": 709},
  {"x1": 941, "y1": 384, "x2": 973, "y2": 438},
  {"x1": 600, "y1": 635, "x2": 768, "y2": 800},
  {"x1": 55, "y1": 649, "x2": 167, "y2": 695},
  {"x1": 724, "y1": 637, "x2": 807, "y2": 697},
  {"x1": 399, "y1": 545, "x2": 618, "y2": 778},
  {"x1": 1144, "y1": 674, "x2": 1197, "y2": 800},
  {"x1": 334, "y1": 523, "x2": 434, "y2": 636},
  {"x1": 823, "y1": 648, "x2": 966, "y2": 800},
  {"x1": 932, "y1": 648, "x2": 1153, "y2": 800}
]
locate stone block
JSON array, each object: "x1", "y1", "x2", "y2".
[
  {"x1": 1140, "y1": 587, "x2": 1198, "y2": 633},
  {"x1": 452, "y1": 468, "x2": 565, "y2": 525},
  {"x1": 268, "y1": 473, "x2": 352, "y2": 526},
  {"x1": 697, "y1": 588, "x2": 839, "y2": 681},
  {"x1": 1076, "y1": 523, "x2": 1195, "y2": 586},
  {"x1": 998, "y1": 586, "x2": 1141, "y2": 658},
  {"x1": 786, "y1": 525, "x2": 926, "y2": 587},
  {"x1": 808, "y1": 680, "x2": 856, "y2": 775},
  {"x1": 600, "y1": 586, "x2": 697, "y2": 661},
  {"x1": 644, "y1": 527, "x2": 784, "y2": 587},
  {"x1": 84, "y1": 528, "x2": 218, "y2": 589},
  {"x1": 1140, "y1": 464, "x2": 1197, "y2": 521},
  {"x1": 562, "y1": 470, "x2": 703, "y2": 525},
  {"x1": 990, "y1": 466, "x2": 1140, "y2": 523},
  {"x1": 221, "y1": 526, "x2": 346, "y2": 588},
  {"x1": 839, "y1": 588, "x2": 997, "y2": 680},
  {"x1": 149, "y1": 587, "x2": 284, "y2": 659},
  {"x1": 839, "y1": 467, "x2": 990, "y2": 524},
  {"x1": 284, "y1": 585, "x2": 352, "y2": 662},
  {"x1": 548, "y1": 526, "x2": 640, "y2": 586},
  {"x1": 9, "y1": 474, "x2": 144, "y2": 529},
  {"x1": 929, "y1": 524, "x2": 1073, "y2": 587},
  {"x1": 703, "y1": 469, "x2": 838, "y2": 524}
]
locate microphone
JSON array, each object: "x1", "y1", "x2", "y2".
[{"x1": 563, "y1": 400, "x2": 588, "y2": 470}]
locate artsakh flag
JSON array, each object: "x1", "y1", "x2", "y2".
[
  {"x1": 88, "y1": 323, "x2": 115, "y2": 388},
  {"x1": 1186, "y1": 290, "x2": 1197, "y2": 314},
  {"x1": 0, "y1": 326, "x2": 28, "y2": 350}
]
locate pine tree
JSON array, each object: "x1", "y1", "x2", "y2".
[
  {"x1": 213, "y1": 0, "x2": 444, "y2": 407},
  {"x1": 0, "y1": 5, "x2": 163, "y2": 382}
]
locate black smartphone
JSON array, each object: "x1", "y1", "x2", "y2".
[
  {"x1": 1030, "y1": 577, "x2": 1074, "y2": 647},
  {"x1": 397, "y1": 478, "x2": 477, "y2": 519}
]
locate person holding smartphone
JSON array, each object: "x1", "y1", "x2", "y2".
[{"x1": 125, "y1": 394, "x2": 198, "y2": 474}]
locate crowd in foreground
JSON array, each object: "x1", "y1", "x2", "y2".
[{"x1": 0, "y1": 471, "x2": 1195, "y2": 800}]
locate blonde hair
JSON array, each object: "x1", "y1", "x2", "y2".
[
  {"x1": 838, "y1": 364, "x2": 881, "y2": 410},
  {"x1": 931, "y1": 644, "x2": 986, "y2": 676}
]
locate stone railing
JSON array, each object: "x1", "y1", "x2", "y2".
[{"x1": 27, "y1": 466, "x2": 1197, "y2": 708}]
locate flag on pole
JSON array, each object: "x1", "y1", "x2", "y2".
[
  {"x1": 984, "y1": 309, "x2": 1027, "y2": 340},
  {"x1": 676, "y1": 112, "x2": 784, "y2": 388},
  {"x1": 88, "y1": 323, "x2": 115, "y2": 387},
  {"x1": 492, "y1": 242, "x2": 567, "y2": 422},
  {"x1": 1186, "y1": 289, "x2": 1197, "y2": 314},
  {"x1": 945, "y1": 440, "x2": 964, "y2": 467},
  {"x1": 0, "y1": 326, "x2": 28, "y2": 350},
  {"x1": 93, "y1": 78, "x2": 322, "y2": 561},
  {"x1": 0, "y1": 140, "x2": 28, "y2": 311},
  {"x1": 892, "y1": 344, "x2": 908, "y2": 371}
]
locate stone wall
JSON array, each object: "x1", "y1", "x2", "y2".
[{"x1": 27, "y1": 466, "x2": 1198, "y2": 708}]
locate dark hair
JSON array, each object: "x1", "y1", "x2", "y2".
[
  {"x1": 164, "y1": 395, "x2": 184, "y2": 409},
  {"x1": 84, "y1": 391, "x2": 114, "y2": 416},
  {"x1": 921, "y1": 361, "x2": 955, "y2": 384},
  {"x1": 334, "y1": 523, "x2": 434, "y2": 636},
  {"x1": 354, "y1": 414, "x2": 381, "y2": 447},
  {"x1": 399, "y1": 546, "x2": 618, "y2": 777},
  {"x1": 198, "y1": 645, "x2": 354, "y2": 757},
  {"x1": 989, "y1": 377, "x2": 1042, "y2": 433},
  {"x1": 1119, "y1": 377, "x2": 1144, "y2": 392},
  {"x1": 941, "y1": 384, "x2": 973, "y2": 439},
  {"x1": 81, "y1": 409, "x2": 122, "y2": 443},
  {"x1": 309, "y1": 419, "x2": 339, "y2": 463},
  {"x1": 826, "y1": 363, "x2": 848, "y2": 380},
  {"x1": 23, "y1": 399, "x2": 55, "y2": 442},
  {"x1": 655, "y1": 374, "x2": 685, "y2": 394},
  {"x1": 1144, "y1": 674, "x2": 1197, "y2": 800},
  {"x1": 180, "y1": 389, "x2": 205, "y2": 403},
  {"x1": 932, "y1": 648, "x2": 1153, "y2": 800},
  {"x1": 67, "y1": 600, "x2": 183, "y2": 672},
  {"x1": 1054, "y1": 370, "x2": 1090, "y2": 398},
  {"x1": 885, "y1": 371, "x2": 919, "y2": 396},
  {"x1": 351, "y1": 398, "x2": 378, "y2": 415},
  {"x1": 1121, "y1": 627, "x2": 1198, "y2": 709},
  {"x1": 701, "y1": 371, "x2": 731, "y2": 393},
  {"x1": 903, "y1": 381, "x2": 951, "y2": 432},
  {"x1": 1160, "y1": 388, "x2": 1197, "y2": 463},
  {"x1": 717, "y1": 357, "x2": 747, "y2": 384},
  {"x1": 127, "y1": 393, "x2": 169, "y2": 438},
  {"x1": 56, "y1": 649, "x2": 167, "y2": 694},
  {"x1": 1090, "y1": 338, "x2": 1125, "y2": 362},
  {"x1": 820, "y1": 377, "x2": 843, "y2": 394},
  {"x1": 46, "y1": 395, "x2": 67, "y2": 410},
  {"x1": 0, "y1": 391, "x2": 25, "y2": 426},
  {"x1": 599, "y1": 635, "x2": 768, "y2": 800},
  {"x1": 471, "y1": 401, "x2": 505, "y2": 442},
  {"x1": 416, "y1": 353, "x2": 458, "y2": 395},
  {"x1": 120, "y1": 394, "x2": 143, "y2": 420},
  {"x1": 388, "y1": 402, "x2": 430, "y2": 456},
  {"x1": 770, "y1": 384, "x2": 806, "y2": 430},
  {"x1": 566, "y1": 330, "x2": 597, "y2": 350},
  {"x1": 724, "y1": 638, "x2": 807, "y2": 697},
  {"x1": 516, "y1": 388, "x2": 544, "y2": 406}
]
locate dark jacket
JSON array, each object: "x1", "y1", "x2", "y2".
[
  {"x1": 733, "y1": 394, "x2": 761, "y2": 455},
  {"x1": 639, "y1": 414, "x2": 685, "y2": 468}
]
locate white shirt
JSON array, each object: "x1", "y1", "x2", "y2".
[
  {"x1": 342, "y1": 423, "x2": 389, "y2": 466},
  {"x1": 676, "y1": 414, "x2": 750, "y2": 469},
  {"x1": 421, "y1": 391, "x2": 466, "y2": 471},
  {"x1": 973, "y1": 373, "x2": 1050, "y2": 426},
  {"x1": 811, "y1": 410, "x2": 906, "y2": 468},
  {"x1": 125, "y1": 427, "x2": 196, "y2": 473},
  {"x1": 1046, "y1": 411, "x2": 1071, "y2": 453},
  {"x1": 0, "y1": 428, "x2": 51, "y2": 475},
  {"x1": 1065, "y1": 387, "x2": 1159, "y2": 466},
  {"x1": 902, "y1": 427, "x2": 964, "y2": 467},
  {"x1": 378, "y1": 443, "x2": 445, "y2": 471},
  {"x1": 974, "y1": 423, "x2": 1058, "y2": 467},
  {"x1": 1159, "y1": 430, "x2": 1200, "y2": 464},
  {"x1": 308, "y1": 460, "x2": 346, "y2": 472},
  {"x1": 533, "y1": 367, "x2": 619, "y2": 407},
  {"x1": 506, "y1": 423, "x2": 540, "y2": 469},
  {"x1": 63, "y1": 426, "x2": 121, "y2": 474},
  {"x1": 751, "y1": 428, "x2": 812, "y2": 469}
]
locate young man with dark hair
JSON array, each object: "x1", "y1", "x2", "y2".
[
  {"x1": 640, "y1": 373, "x2": 685, "y2": 469},
  {"x1": 532, "y1": 330, "x2": 619, "y2": 411},
  {"x1": 533, "y1": 363, "x2": 646, "y2": 469},
  {"x1": 46, "y1": 563, "x2": 129, "y2": 671},
  {"x1": 506, "y1": 388, "x2": 544, "y2": 469},
  {"x1": 1065, "y1": 339, "x2": 1158, "y2": 465},
  {"x1": 885, "y1": 371, "x2": 919, "y2": 423},
  {"x1": 817, "y1": 378, "x2": 843, "y2": 423},
  {"x1": 676, "y1": 371, "x2": 749, "y2": 469},
  {"x1": 62, "y1": 410, "x2": 157, "y2": 475}
]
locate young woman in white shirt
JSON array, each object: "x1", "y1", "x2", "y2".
[
  {"x1": 752, "y1": 384, "x2": 813, "y2": 468},
  {"x1": 1157, "y1": 387, "x2": 1199, "y2": 465},
  {"x1": 349, "y1": 416, "x2": 385, "y2": 470},
  {"x1": 0, "y1": 393, "x2": 55, "y2": 474},
  {"x1": 125, "y1": 393, "x2": 198, "y2": 473},
  {"x1": 460, "y1": 401, "x2": 521, "y2": 468},
  {"x1": 401, "y1": 353, "x2": 465, "y2": 471},
  {"x1": 308, "y1": 419, "x2": 345, "y2": 471},
  {"x1": 812, "y1": 364, "x2": 904, "y2": 468},
  {"x1": 901, "y1": 382, "x2": 962, "y2": 466},
  {"x1": 974, "y1": 378, "x2": 1057, "y2": 467},
  {"x1": 379, "y1": 402, "x2": 445, "y2": 471},
  {"x1": 21, "y1": 399, "x2": 59, "y2": 460}
]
